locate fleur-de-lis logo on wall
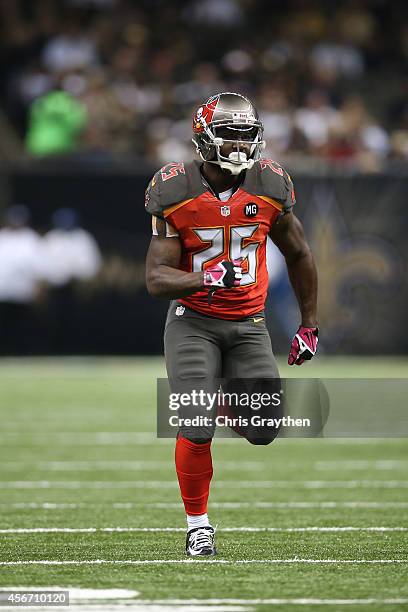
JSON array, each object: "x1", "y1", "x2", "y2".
[{"x1": 303, "y1": 186, "x2": 401, "y2": 349}]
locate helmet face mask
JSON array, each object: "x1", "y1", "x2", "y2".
[{"x1": 192, "y1": 93, "x2": 265, "y2": 175}]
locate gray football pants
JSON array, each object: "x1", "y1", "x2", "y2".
[{"x1": 164, "y1": 301, "x2": 281, "y2": 443}]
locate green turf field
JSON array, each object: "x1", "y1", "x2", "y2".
[{"x1": 0, "y1": 356, "x2": 407, "y2": 612}]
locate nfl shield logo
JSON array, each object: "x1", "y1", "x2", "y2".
[{"x1": 220, "y1": 205, "x2": 230, "y2": 217}]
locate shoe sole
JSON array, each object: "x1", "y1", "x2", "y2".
[{"x1": 186, "y1": 547, "x2": 217, "y2": 557}]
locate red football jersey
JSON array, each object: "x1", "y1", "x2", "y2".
[{"x1": 145, "y1": 160, "x2": 295, "y2": 320}]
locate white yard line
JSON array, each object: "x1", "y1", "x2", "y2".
[
  {"x1": 0, "y1": 559, "x2": 407, "y2": 566},
  {"x1": 0, "y1": 433, "x2": 401, "y2": 445},
  {"x1": 0, "y1": 526, "x2": 406, "y2": 534},
  {"x1": 0, "y1": 460, "x2": 263, "y2": 472},
  {"x1": 0, "y1": 587, "x2": 139, "y2": 599},
  {"x1": 109, "y1": 598, "x2": 408, "y2": 606},
  {"x1": 2, "y1": 459, "x2": 408, "y2": 473},
  {"x1": 2, "y1": 501, "x2": 408, "y2": 510},
  {"x1": 1, "y1": 480, "x2": 408, "y2": 489},
  {"x1": 202, "y1": 501, "x2": 408, "y2": 509},
  {"x1": 0, "y1": 481, "x2": 178, "y2": 489},
  {"x1": 2, "y1": 591, "x2": 407, "y2": 607},
  {"x1": 315, "y1": 460, "x2": 408, "y2": 470},
  {"x1": 0, "y1": 433, "x2": 169, "y2": 446}
]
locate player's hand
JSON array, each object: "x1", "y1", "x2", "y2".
[
  {"x1": 204, "y1": 259, "x2": 243, "y2": 289},
  {"x1": 288, "y1": 326, "x2": 318, "y2": 366}
]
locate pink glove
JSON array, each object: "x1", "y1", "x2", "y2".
[
  {"x1": 203, "y1": 259, "x2": 243, "y2": 289},
  {"x1": 288, "y1": 326, "x2": 319, "y2": 366}
]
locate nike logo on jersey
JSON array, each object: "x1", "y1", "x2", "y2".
[{"x1": 252, "y1": 317, "x2": 264, "y2": 323}]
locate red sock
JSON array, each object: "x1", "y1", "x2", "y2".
[{"x1": 175, "y1": 436, "x2": 213, "y2": 516}]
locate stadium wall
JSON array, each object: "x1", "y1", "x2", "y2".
[{"x1": 1, "y1": 161, "x2": 407, "y2": 356}]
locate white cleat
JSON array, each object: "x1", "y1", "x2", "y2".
[{"x1": 186, "y1": 526, "x2": 217, "y2": 556}]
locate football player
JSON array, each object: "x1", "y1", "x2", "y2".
[{"x1": 145, "y1": 92, "x2": 318, "y2": 556}]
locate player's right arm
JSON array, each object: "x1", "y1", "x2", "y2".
[
  {"x1": 145, "y1": 166, "x2": 242, "y2": 299},
  {"x1": 146, "y1": 218, "x2": 204, "y2": 299}
]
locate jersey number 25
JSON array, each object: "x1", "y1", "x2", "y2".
[{"x1": 192, "y1": 225, "x2": 260, "y2": 286}]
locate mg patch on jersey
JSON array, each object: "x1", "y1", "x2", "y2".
[
  {"x1": 220, "y1": 205, "x2": 231, "y2": 217},
  {"x1": 244, "y1": 203, "x2": 258, "y2": 217}
]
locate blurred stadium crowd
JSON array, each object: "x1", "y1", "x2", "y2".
[{"x1": 1, "y1": 0, "x2": 407, "y2": 172}]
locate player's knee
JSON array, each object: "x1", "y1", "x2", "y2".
[
  {"x1": 246, "y1": 432, "x2": 278, "y2": 446},
  {"x1": 247, "y1": 437, "x2": 271, "y2": 446},
  {"x1": 180, "y1": 429, "x2": 213, "y2": 444},
  {"x1": 184, "y1": 436, "x2": 213, "y2": 444}
]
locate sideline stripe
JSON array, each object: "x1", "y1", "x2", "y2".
[
  {"x1": 3, "y1": 501, "x2": 408, "y2": 510},
  {"x1": 1, "y1": 480, "x2": 408, "y2": 489},
  {"x1": 1, "y1": 559, "x2": 407, "y2": 566},
  {"x1": 0, "y1": 526, "x2": 407, "y2": 534}
]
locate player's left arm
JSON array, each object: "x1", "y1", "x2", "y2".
[
  {"x1": 269, "y1": 212, "x2": 317, "y2": 327},
  {"x1": 269, "y1": 212, "x2": 319, "y2": 365}
]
